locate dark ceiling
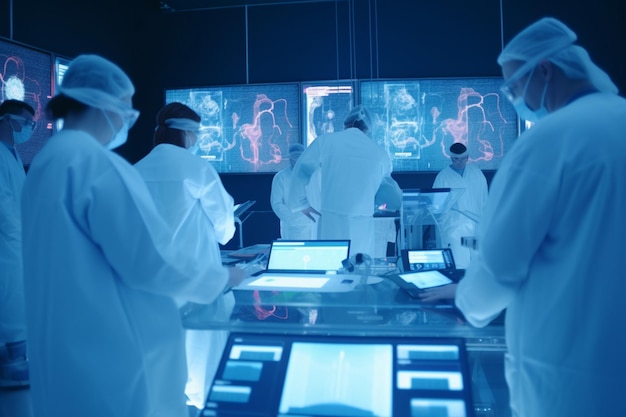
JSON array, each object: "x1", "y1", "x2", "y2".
[{"x1": 159, "y1": 0, "x2": 339, "y2": 12}]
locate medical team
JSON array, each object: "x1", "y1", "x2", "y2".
[{"x1": 0, "y1": 15, "x2": 624, "y2": 417}]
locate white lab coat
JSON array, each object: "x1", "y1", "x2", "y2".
[
  {"x1": 288, "y1": 127, "x2": 393, "y2": 256},
  {"x1": 135, "y1": 143, "x2": 236, "y2": 409},
  {"x1": 21, "y1": 130, "x2": 230, "y2": 417},
  {"x1": 433, "y1": 163, "x2": 488, "y2": 267},
  {"x1": 455, "y1": 92, "x2": 626, "y2": 417},
  {"x1": 270, "y1": 165, "x2": 318, "y2": 240},
  {"x1": 0, "y1": 143, "x2": 26, "y2": 343}
]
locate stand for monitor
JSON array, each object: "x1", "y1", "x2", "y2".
[
  {"x1": 400, "y1": 189, "x2": 463, "y2": 250},
  {"x1": 233, "y1": 200, "x2": 256, "y2": 249}
]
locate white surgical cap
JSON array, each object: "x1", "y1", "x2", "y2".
[
  {"x1": 163, "y1": 118, "x2": 200, "y2": 132},
  {"x1": 497, "y1": 17, "x2": 618, "y2": 94},
  {"x1": 344, "y1": 105, "x2": 372, "y2": 131},
  {"x1": 58, "y1": 54, "x2": 140, "y2": 125}
]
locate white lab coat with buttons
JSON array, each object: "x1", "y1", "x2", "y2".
[
  {"x1": 21, "y1": 130, "x2": 229, "y2": 417},
  {"x1": 455, "y1": 92, "x2": 626, "y2": 417}
]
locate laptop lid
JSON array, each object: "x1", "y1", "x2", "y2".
[
  {"x1": 263, "y1": 240, "x2": 351, "y2": 274},
  {"x1": 202, "y1": 332, "x2": 473, "y2": 417}
]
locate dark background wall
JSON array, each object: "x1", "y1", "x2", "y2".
[{"x1": 1, "y1": 0, "x2": 624, "y2": 247}]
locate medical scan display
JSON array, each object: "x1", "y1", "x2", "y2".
[
  {"x1": 166, "y1": 83, "x2": 300, "y2": 173},
  {"x1": 301, "y1": 81, "x2": 355, "y2": 146},
  {"x1": 1, "y1": 38, "x2": 53, "y2": 165},
  {"x1": 360, "y1": 77, "x2": 519, "y2": 172}
]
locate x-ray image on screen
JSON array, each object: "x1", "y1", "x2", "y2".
[
  {"x1": 1, "y1": 38, "x2": 53, "y2": 166},
  {"x1": 166, "y1": 83, "x2": 300, "y2": 173},
  {"x1": 302, "y1": 81, "x2": 355, "y2": 146},
  {"x1": 360, "y1": 78, "x2": 519, "y2": 172}
]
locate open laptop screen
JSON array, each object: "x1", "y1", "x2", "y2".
[
  {"x1": 203, "y1": 332, "x2": 473, "y2": 417},
  {"x1": 266, "y1": 240, "x2": 350, "y2": 272}
]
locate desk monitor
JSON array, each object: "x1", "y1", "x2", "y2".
[{"x1": 202, "y1": 332, "x2": 473, "y2": 417}]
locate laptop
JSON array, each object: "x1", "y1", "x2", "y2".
[
  {"x1": 234, "y1": 240, "x2": 356, "y2": 293},
  {"x1": 201, "y1": 332, "x2": 474, "y2": 417},
  {"x1": 390, "y1": 248, "x2": 465, "y2": 299}
]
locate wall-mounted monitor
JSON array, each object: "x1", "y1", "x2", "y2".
[
  {"x1": 360, "y1": 78, "x2": 519, "y2": 172},
  {"x1": 301, "y1": 80, "x2": 356, "y2": 146},
  {"x1": 53, "y1": 55, "x2": 72, "y2": 131},
  {"x1": 165, "y1": 83, "x2": 300, "y2": 174},
  {"x1": 1, "y1": 37, "x2": 54, "y2": 166}
]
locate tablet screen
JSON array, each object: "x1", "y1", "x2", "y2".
[{"x1": 397, "y1": 270, "x2": 453, "y2": 290}]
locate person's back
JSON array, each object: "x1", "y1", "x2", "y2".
[
  {"x1": 289, "y1": 105, "x2": 394, "y2": 256},
  {"x1": 316, "y1": 127, "x2": 390, "y2": 216}
]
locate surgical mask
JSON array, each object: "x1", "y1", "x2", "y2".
[
  {"x1": 102, "y1": 110, "x2": 130, "y2": 150},
  {"x1": 1, "y1": 115, "x2": 35, "y2": 144},
  {"x1": 507, "y1": 66, "x2": 550, "y2": 123},
  {"x1": 108, "y1": 122, "x2": 129, "y2": 150},
  {"x1": 13, "y1": 125, "x2": 34, "y2": 145}
]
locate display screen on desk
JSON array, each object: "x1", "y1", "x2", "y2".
[
  {"x1": 203, "y1": 332, "x2": 473, "y2": 417},
  {"x1": 165, "y1": 83, "x2": 300, "y2": 173},
  {"x1": 360, "y1": 77, "x2": 519, "y2": 172}
]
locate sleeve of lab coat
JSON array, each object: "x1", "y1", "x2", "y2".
[
  {"x1": 270, "y1": 170, "x2": 291, "y2": 221},
  {"x1": 86, "y1": 165, "x2": 228, "y2": 305},
  {"x1": 288, "y1": 139, "x2": 322, "y2": 212},
  {"x1": 455, "y1": 161, "x2": 557, "y2": 327},
  {"x1": 196, "y1": 164, "x2": 236, "y2": 246}
]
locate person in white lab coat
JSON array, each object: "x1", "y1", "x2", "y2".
[
  {"x1": 288, "y1": 105, "x2": 394, "y2": 257},
  {"x1": 270, "y1": 143, "x2": 319, "y2": 240},
  {"x1": 135, "y1": 102, "x2": 237, "y2": 410},
  {"x1": 20, "y1": 55, "x2": 246, "y2": 417},
  {"x1": 455, "y1": 17, "x2": 626, "y2": 417},
  {"x1": 433, "y1": 142, "x2": 488, "y2": 267},
  {"x1": 0, "y1": 99, "x2": 35, "y2": 388}
]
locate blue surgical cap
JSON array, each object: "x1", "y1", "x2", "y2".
[
  {"x1": 498, "y1": 17, "x2": 618, "y2": 94},
  {"x1": 343, "y1": 105, "x2": 372, "y2": 131},
  {"x1": 58, "y1": 54, "x2": 140, "y2": 125},
  {"x1": 288, "y1": 143, "x2": 304, "y2": 160}
]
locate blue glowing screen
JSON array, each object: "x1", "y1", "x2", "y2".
[
  {"x1": 302, "y1": 80, "x2": 356, "y2": 146},
  {"x1": 360, "y1": 78, "x2": 519, "y2": 172},
  {"x1": 1, "y1": 38, "x2": 53, "y2": 166},
  {"x1": 165, "y1": 83, "x2": 300, "y2": 173}
]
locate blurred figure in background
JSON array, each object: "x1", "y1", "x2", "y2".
[
  {"x1": 270, "y1": 143, "x2": 319, "y2": 240},
  {"x1": 433, "y1": 142, "x2": 488, "y2": 268},
  {"x1": 135, "y1": 102, "x2": 238, "y2": 409}
]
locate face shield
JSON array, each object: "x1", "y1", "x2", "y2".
[{"x1": 163, "y1": 117, "x2": 201, "y2": 149}]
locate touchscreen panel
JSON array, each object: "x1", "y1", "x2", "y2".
[{"x1": 202, "y1": 333, "x2": 473, "y2": 417}]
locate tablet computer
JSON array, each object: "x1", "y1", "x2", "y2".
[{"x1": 389, "y1": 270, "x2": 453, "y2": 298}]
